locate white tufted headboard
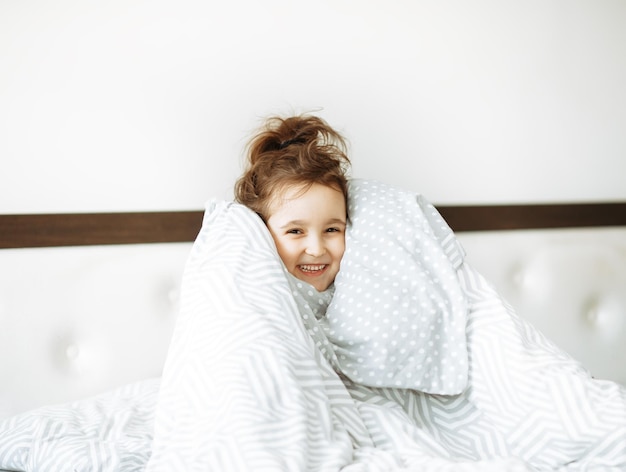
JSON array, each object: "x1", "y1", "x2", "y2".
[
  {"x1": 0, "y1": 242, "x2": 191, "y2": 419},
  {"x1": 458, "y1": 227, "x2": 626, "y2": 385},
  {"x1": 1, "y1": 203, "x2": 625, "y2": 419}
]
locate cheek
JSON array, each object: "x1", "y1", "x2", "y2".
[
  {"x1": 273, "y1": 238, "x2": 299, "y2": 264},
  {"x1": 332, "y1": 238, "x2": 346, "y2": 260}
]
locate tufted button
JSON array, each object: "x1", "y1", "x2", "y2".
[
  {"x1": 65, "y1": 343, "x2": 80, "y2": 361},
  {"x1": 510, "y1": 265, "x2": 526, "y2": 288},
  {"x1": 52, "y1": 335, "x2": 85, "y2": 375},
  {"x1": 584, "y1": 298, "x2": 599, "y2": 325},
  {"x1": 167, "y1": 287, "x2": 179, "y2": 304},
  {"x1": 585, "y1": 309, "x2": 598, "y2": 324},
  {"x1": 582, "y1": 295, "x2": 625, "y2": 335}
]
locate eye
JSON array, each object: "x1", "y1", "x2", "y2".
[
  {"x1": 325, "y1": 227, "x2": 341, "y2": 233},
  {"x1": 286, "y1": 228, "x2": 303, "y2": 235}
]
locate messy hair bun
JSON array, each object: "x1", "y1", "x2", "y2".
[{"x1": 234, "y1": 114, "x2": 351, "y2": 220}]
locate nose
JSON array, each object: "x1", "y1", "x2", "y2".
[{"x1": 305, "y1": 235, "x2": 326, "y2": 257}]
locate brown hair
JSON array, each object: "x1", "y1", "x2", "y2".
[{"x1": 234, "y1": 114, "x2": 351, "y2": 221}]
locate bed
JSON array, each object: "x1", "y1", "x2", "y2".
[{"x1": 1, "y1": 185, "x2": 625, "y2": 471}]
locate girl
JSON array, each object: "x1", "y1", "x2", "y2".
[
  {"x1": 148, "y1": 114, "x2": 626, "y2": 471},
  {"x1": 234, "y1": 115, "x2": 351, "y2": 292}
]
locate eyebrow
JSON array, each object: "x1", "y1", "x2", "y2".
[{"x1": 280, "y1": 218, "x2": 346, "y2": 229}]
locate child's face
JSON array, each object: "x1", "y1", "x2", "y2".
[{"x1": 266, "y1": 183, "x2": 346, "y2": 292}]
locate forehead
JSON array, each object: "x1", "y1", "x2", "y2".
[{"x1": 268, "y1": 183, "x2": 346, "y2": 221}]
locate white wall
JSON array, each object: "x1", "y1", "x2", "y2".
[{"x1": 1, "y1": 0, "x2": 625, "y2": 213}]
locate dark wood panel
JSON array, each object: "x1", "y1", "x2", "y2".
[
  {"x1": 0, "y1": 211, "x2": 204, "y2": 248},
  {"x1": 1, "y1": 203, "x2": 625, "y2": 249},
  {"x1": 437, "y1": 202, "x2": 626, "y2": 232}
]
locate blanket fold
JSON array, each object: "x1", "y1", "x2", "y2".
[
  {"x1": 146, "y1": 200, "x2": 371, "y2": 471},
  {"x1": 146, "y1": 180, "x2": 626, "y2": 471},
  {"x1": 324, "y1": 180, "x2": 469, "y2": 394}
]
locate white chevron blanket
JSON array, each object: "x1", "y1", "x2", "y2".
[{"x1": 1, "y1": 180, "x2": 625, "y2": 471}]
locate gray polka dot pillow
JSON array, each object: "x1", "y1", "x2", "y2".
[{"x1": 323, "y1": 179, "x2": 469, "y2": 394}]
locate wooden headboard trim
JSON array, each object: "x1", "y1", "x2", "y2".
[
  {"x1": 0, "y1": 211, "x2": 203, "y2": 249},
  {"x1": 438, "y1": 202, "x2": 626, "y2": 232},
  {"x1": 1, "y1": 202, "x2": 625, "y2": 249}
]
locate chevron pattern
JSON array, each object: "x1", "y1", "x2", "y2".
[
  {"x1": 1, "y1": 190, "x2": 625, "y2": 471},
  {"x1": 145, "y1": 201, "x2": 367, "y2": 471},
  {"x1": 144, "y1": 197, "x2": 626, "y2": 471},
  {"x1": 338, "y1": 263, "x2": 626, "y2": 471},
  {"x1": 0, "y1": 378, "x2": 158, "y2": 471}
]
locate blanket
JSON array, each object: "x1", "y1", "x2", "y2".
[
  {"x1": 1, "y1": 179, "x2": 624, "y2": 471},
  {"x1": 0, "y1": 378, "x2": 158, "y2": 472}
]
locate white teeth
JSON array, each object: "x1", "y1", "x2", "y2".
[{"x1": 300, "y1": 264, "x2": 326, "y2": 272}]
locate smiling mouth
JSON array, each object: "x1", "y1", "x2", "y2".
[{"x1": 298, "y1": 264, "x2": 327, "y2": 274}]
